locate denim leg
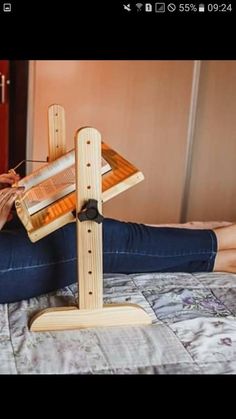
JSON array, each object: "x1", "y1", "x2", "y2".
[
  {"x1": 0, "y1": 218, "x2": 217, "y2": 303},
  {"x1": 0, "y1": 223, "x2": 77, "y2": 303},
  {"x1": 103, "y1": 219, "x2": 217, "y2": 274}
]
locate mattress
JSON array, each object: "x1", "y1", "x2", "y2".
[{"x1": 1, "y1": 271, "x2": 236, "y2": 374}]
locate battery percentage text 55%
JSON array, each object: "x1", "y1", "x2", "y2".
[{"x1": 179, "y1": 4, "x2": 198, "y2": 12}]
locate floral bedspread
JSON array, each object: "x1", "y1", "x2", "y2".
[{"x1": 1, "y1": 271, "x2": 236, "y2": 374}]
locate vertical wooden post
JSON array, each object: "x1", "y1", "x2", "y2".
[
  {"x1": 75, "y1": 128, "x2": 103, "y2": 310},
  {"x1": 48, "y1": 104, "x2": 66, "y2": 161}
]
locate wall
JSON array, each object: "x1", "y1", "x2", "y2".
[
  {"x1": 29, "y1": 60, "x2": 193, "y2": 224},
  {"x1": 187, "y1": 61, "x2": 236, "y2": 222}
]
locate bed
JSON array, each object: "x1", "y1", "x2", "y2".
[{"x1": 1, "y1": 270, "x2": 236, "y2": 374}]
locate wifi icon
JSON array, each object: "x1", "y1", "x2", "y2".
[{"x1": 136, "y1": 3, "x2": 143, "y2": 11}]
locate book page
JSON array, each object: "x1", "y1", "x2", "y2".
[
  {"x1": 18, "y1": 149, "x2": 75, "y2": 191},
  {"x1": 24, "y1": 166, "x2": 76, "y2": 215},
  {"x1": 21, "y1": 157, "x2": 112, "y2": 215}
]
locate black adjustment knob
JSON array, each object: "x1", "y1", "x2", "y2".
[{"x1": 78, "y1": 199, "x2": 103, "y2": 224}]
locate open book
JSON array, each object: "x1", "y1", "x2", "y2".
[{"x1": 17, "y1": 150, "x2": 112, "y2": 215}]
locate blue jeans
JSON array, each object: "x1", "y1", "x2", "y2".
[{"x1": 0, "y1": 217, "x2": 217, "y2": 303}]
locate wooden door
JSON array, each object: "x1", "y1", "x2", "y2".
[{"x1": 0, "y1": 60, "x2": 10, "y2": 173}]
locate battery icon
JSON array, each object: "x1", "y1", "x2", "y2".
[{"x1": 199, "y1": 4, "x2": 205, "y2": 12}]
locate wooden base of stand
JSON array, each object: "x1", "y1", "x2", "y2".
[{"x1": 29, "y1": 304, "x2": 152, "y2": 331}]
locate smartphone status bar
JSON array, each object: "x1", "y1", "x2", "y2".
[{"x1": 122, "y1": 3, "x2": 233, "y2": 13}]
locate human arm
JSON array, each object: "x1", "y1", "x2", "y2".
[{"x1": 0, "y1": 173, "x2": 24, "y2": 230}]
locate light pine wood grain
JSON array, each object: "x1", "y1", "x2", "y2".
[
  {"x1": 48, "y1": 104, "x2": 66, "y2": 161},
  {"x1": 30, "y1": 304, "x2": 152, "y2": 331},
  {"x1": 76, "y1": 127, "x2": 103, "y2": 309}
]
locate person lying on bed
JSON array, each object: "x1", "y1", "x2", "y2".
[{"x1": 0, "y1": 171, "x2": 235, "y2": 304}]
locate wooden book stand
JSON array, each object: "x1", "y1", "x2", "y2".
[
  {"x1": 29, "y1": 127, "x2": 151, "y2": 331},
  {"x1": 15, "y1": 108, "x2": 144, "y2": 243}
]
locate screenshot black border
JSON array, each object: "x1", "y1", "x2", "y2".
[{"x1": 0, "y1": 1, "x2": 235, "y2": 58}]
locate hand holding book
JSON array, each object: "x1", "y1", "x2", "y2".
[
  {"x1": 0, "y1": 184, "x2": 25, "y2": 230},
  {"x1": 0, "y1": 172, "x2": 20, "y2": 189}
]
